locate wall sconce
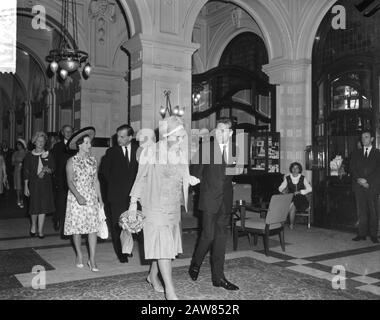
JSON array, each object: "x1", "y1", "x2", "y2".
[{"x1": 159, "y1": 90, "x2": 185, "y2": 118}]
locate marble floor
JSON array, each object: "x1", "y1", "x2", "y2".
[{"x1": 0, "y1": 215, "x2": 380, "y2": 299}]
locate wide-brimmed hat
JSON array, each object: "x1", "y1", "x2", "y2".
[
  {"x1": 16, "y1": 138, "x2": 27, "y2": 149},
  {"x1": 67, "y1": 127, "x2": 96, "y2": 150}
]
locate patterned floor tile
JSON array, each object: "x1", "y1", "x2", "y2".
[
  {"x1": 0, "y1": 275, "x2": 22, "y2": 291},
  {"x1": 350, "y1": 276, "x2": 380, "y2": 285},
  {"x1": 272, "y1": 261, "x2": 298, "y2": 268},
  {"x1": 287, "y1": 259, "x2": 312, "y2": 265},
  {"x1": 304, "y1": 263, "x2": 359, "y2": 278},
  {"x1": 255, "y1": 250, "x2": 296, "y2": 261},
  {"x1": 0, "y1": 248, "x2": 55, "y2": 276},
  {"x1": 0, "y1": 257, "x2": 378, "y2": 300},
  {"x1": 356, "y1": 284, "x2": 380, "y2": 296},
  {"x1": 366, "y1": 272, "x2": 380, "y2": 280}
]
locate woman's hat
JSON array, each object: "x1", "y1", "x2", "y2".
[
  {"x1": 159, "y1": 116, "x2": 185, "y2": 138},
  {"x1": 67, "y1": 127, "x2": 96, "y2": 150},
  {"x1": 17, "y1": 138, "x2": 27, "y2": 149}
]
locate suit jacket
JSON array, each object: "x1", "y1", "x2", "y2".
[
  {"x1": 350, "y1": 147, "x2": 380, "y2": 195},
  {"x1": 191, "y1": 140, "x2": 242, "y2": 213},
  {"x1": 101, "y1": 141, "x2": 139, "y2": 203},
  {"x1": 51, "y1": 141, "x2": 75, "y2": 190}
]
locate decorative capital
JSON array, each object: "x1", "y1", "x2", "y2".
[
  {"x1": 231, "y1": 8, "x2": 242, "y2": 28},
  {"x1": 88, "y1": 0, "x2": 116, "y2": 23}
]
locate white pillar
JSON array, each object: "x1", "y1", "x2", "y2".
[
  {"x1": 122, "y1": 33, "x2": 199, "y2": 133},
  {"x1": 263, "y1": 59, "x2": 312, "y2": 181}
]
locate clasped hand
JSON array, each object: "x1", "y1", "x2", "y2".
[
  {"x1": 189, "y1": 175, "x2": 200, "y2": 186},
  {"x1": 38, "y1": 167, "x2": 52, "y2": 179},
  {"x1": 128, "y1": 198, "x2": 138, "y2": 220},
  {"x1": 357, "y1": 178, "x2": 369, "y2": 189}
]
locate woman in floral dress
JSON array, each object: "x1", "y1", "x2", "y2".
[
  {"x1": 64, "y1": 127, "x2": 103, "y2": 272},
  {"x1": 129, "y1": 116, "x2": 200, "y2": 300},
  {"x1": 24, "y1": 132, "x2": 55, "y2": 238}
]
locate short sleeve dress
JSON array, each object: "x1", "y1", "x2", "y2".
[
  {"x1": 12, "y1": 150, "x2": 27, "y2": 190},
  {"x1": 23, "y1": 151, "x2": 56, "y2": 215},
  {"x1": 64, "y1": 155, "x2": 100, "y2": 235}
]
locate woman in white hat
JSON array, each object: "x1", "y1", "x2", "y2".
[
  {"x1": 129, "y1": 116, "x2": 200, "y2": 300},
  {"x1": 12, "y1": 139, "x2": 27, "y2": 208},
  {"x1": 64, "y1": 127, "x2": 104, "y2": 272}
]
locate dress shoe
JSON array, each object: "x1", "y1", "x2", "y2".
[
  {"x1": 53, "y1": 220, "x2": 60, "y2": 232},
  {"x1": 212, "y1": 278, "x2": 239, "y2": 291},
  {"x1": 188, "y1": 262, "x2": 200, "y2": 281},
  {"x1": 119, "y1": 255, "x2": 129, "y2": 263},
  {"x1": 370, "y1": 237, "x2": 379, "y2": 244},
  {"x1": 352, "y1": 236, "x2": 366, "y2": 241}
]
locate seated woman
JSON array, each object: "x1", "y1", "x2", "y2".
[{"x1": 278, "y1": 162, "x2": 312, "y2": 229}]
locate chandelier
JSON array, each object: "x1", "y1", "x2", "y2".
[
  {"x1": 159, "y1": 90, "x2": 185, "y2": 118},
  {"x1": 46, "y1": 0, "x2": 91, "y2": 80}
]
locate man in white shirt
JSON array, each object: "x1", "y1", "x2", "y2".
[
  {"x1": 350, "y1": 130, "x2": 380, "y2": 243},
  {"x1": 101, "y1": 124, "x2": 139, "y2": 262}
]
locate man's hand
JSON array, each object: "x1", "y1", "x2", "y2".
[
  {"x1": 38, "y1": 172, "x2": 45, "y2": 179},
  {"x1": 24, "y1": 185, "x2": 30, "y2": 197},
  {"x1": 363, "y1": 182, "x2": 370, "y2": 189},
  {"x1": 357, "y1": 178, "x2": 367, "y2": 185}
]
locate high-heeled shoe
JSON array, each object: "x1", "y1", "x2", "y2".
[
  {"x1": 165, "y1": 292, "x2": 179, "y2": 300},
  {"x1": 30, "y1": 231, "x2": 36, "y2": 237},
  {"x1": 38, "y1": 234, "x2": 45, "y2": 239},
  {"x1": 146, "y1": 275, "x2": 165, "y2": 293},
  {"x1": 87, "y1": 261, "x2": 99, "y2": 272}
]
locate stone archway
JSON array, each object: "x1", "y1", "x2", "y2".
[
  {"x1": 296, "y1": 0, "x2": 338, "y2": 60},
  {"x1": 117, "y1": 0, "x2": 152, "y2": 36},
  {"x1": 184, "y1": 0, "x2": 293, "y2": 61}
]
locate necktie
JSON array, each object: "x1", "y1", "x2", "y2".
[
  {"x1": 125, "y1": 146, "x2": 130, "y2": 166},
  {"x1": 222, "y1": 145, "x2": 227, "y2": 165},
  {"x1": 365, "y1": 148, "x2": 368, "y2": 158}
]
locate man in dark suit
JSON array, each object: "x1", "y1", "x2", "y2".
[
  {"x1": 101, "y1": 124, "x2": 138, "y2": 263},
  {"x1": 51, "y1": 125, "x2": 74, "y2": 232},
  {"x1": 189, "y1": 118, "x2": 243, "y2": 290},
  {"x1": 350, "y1": 130, "x2": 380, "y2": 243}
]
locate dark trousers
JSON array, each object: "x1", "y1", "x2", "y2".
[
  {"x1": 192, "y1": 203, "x2": 230, "y2": 282},
  {"x1": 110, "y1": 200, "x2": 129, "y2": 259},
  {"x1": 354, "y1": 187, "x2": 379, "y2": 238},
  {"x1": 53, "y1": 187, "x2": 68, "y2": 224}
]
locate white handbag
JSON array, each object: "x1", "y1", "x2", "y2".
[{"x1": 97, "y1": 204, "x2": 109, "y2": 239}]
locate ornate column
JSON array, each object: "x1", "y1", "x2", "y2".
[
  {"x1": 24, "y1": 101, "x2": 32, "y2": 142},
  {"x1": 9, "y1": 108, "x2": 15, "y2": 148},
  {"x1": 122, "y1": 33, "x2": 199, "y2": 133},
  {"x1": 263, "y1": 59, "x2": 312, "y2": 179},
  {"x1": 46, "y1": 86, "x2": 55, "y2": 133}
]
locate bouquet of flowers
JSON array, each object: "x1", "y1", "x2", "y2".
[{"x1": 119, "y1": 209, "x2": 145, "y2": 233}]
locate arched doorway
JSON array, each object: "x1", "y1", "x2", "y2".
[{"x1": 311, "y1": 0, "x2": 380, "y2": 230}]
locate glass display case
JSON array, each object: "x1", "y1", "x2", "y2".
[{"x1": 249, "y1": 132, "x2": 280, "y2": 174}]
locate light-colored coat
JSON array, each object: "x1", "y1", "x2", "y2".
[{"x1": 130, "y1": 141, "x2": 191, "y2": 212}]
